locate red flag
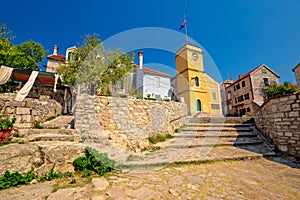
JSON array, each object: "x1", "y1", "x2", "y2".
[{"x1": 179, "y1": 16, "x2": 186, "y2": 30}]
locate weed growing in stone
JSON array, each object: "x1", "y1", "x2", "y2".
[
  {"x1": 148, "y1": 134, "x2": 174, "y2": 144},
  {"x1": 73, "y1": 147, "x2": 115, "y2": 177}
]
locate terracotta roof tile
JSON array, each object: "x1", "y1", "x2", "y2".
[
  {"x1": 134, "y1": 64, "x2": 171, "y2": 77},
  {"x1": 47, "y1": 54, "x2": 66, "y2": 61}
]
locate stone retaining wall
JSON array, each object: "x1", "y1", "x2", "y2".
[
  {"x1": 255, "y1": 92, "x2": 300, "y2": 159},
  {"x1": 0, "y1": 93, "x2": 61, "y2": 130},
  {"x1": 75, "y1": 95, "x2": 188, "y2": 152}
]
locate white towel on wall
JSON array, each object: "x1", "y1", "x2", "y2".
[
  {"x1": 0, "y1": 65, "x2": 14, "y2": 85},
  {"x1": 15, "y1": 71, "x2": 39, "y2": 101}
]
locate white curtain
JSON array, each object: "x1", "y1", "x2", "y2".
[
  {"x1": 53, "y1": 74, "x2": 58, "y2": 92},
  {"x1": 0, "y1": 65, "x2": 14, "y2": 85},
  {"x1": 15, "y1": 71, "x2": 39, "y2": 101}
]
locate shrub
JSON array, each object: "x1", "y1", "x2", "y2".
[
  {"x1": 0, "y1": 170, "x2": 36, "y2": 189},
  {"x1": 73, "y1": 147, "x2": 115, "y2": 177},
  {"x1": 0, "y1": 116, "x2": 16, "y2": 129},
  {"x1": 33, "y1": 121, "x2": 44, "y2": 129},
  {"x1": 266, "y1": 81, "x2": 298, "y2": 99}
]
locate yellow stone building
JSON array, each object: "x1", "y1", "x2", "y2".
[{"x1": 171, "y1": 44, "x2": 221, "y2": 115}]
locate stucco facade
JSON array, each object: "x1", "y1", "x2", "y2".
[
  {"x1": 172, "y1": 44, "x2": 221, "y2": 115},
  {"x1": 224, "y1": 64, "x2": 279, "y2": 116}
]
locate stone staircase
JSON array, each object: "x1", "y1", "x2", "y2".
[
  {"x1": 0, "y1": 116, "x2": 85, "y2": 176},
  {"x1": 116, "y1": 116, "x2": 275, "y2": 172}
]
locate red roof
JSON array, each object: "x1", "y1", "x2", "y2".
[
  {"x1": 134, "y1": 64, "x2": 171, "y2": 77},
  {"x1": 229, "y1": 64, "x2": 279, "y2": 87},
  {"x1": 47, "y1": 54, "x2": 66, "y2": 61}
]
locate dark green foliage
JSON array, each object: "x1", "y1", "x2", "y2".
[
  {"x1": 33, "y1": 121, "x2": 44, "y2": 129},
  {"x1": 0, "y1": 170, "x2": 36, "y2": 189},
  {"x1": 73, "y1": 147, "x2": 115, "y2": 177},
  {"x1": 266, "y1": 82, "x2": 299, "y2": 99},
  {"x1": 46, "y1": 116, "x2": 57, "y2": 121},
  {"x1": 69, "y1": 179, "x2": 76, "y2": 184},
  {"x1": 0, "y1": 116, "x2": 16, "y2": 129},
  {"x1": 148, "y1": 134, "x2": 174, "y2": 144},
  {"x1": 174, "y1": 128, "x2": 180, "y2": 133}
]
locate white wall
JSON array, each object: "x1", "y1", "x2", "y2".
[{"x1": 143, "y1": 73, "x2": 171, "y2": 100}]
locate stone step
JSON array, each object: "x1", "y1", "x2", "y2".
[
  {"x1": 189, "y1": 116, "x2": 254, "y2": 124},
  {"x1": 176, "y1": 131, "x2": 258, "y2": 138},
  {"x1": 166, "y1": 137, "x2": 263, "y2": 148},
  {"x1": 186, "y1": 123, "x2": 254, "y2": 127},
  {"x1": 42, "y1": 116, "x2": 74, "y2": 129},
  {"x1": 27, "y1": 134, "x2": 80, "y2": 142},
  {"x1": 28, "y1": 129, "x2": 77, "y2": 135},
  {"x1": 116, "y1": 145, "x2": 275, "y2": 172},
  {"x1": 180, "y1": 127, "x2": 253, "y2": 132}
]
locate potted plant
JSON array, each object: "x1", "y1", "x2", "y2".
[{"x1": 0, "y1": 116, "x2": 16, "y2": 143}]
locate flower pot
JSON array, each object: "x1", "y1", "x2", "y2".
[{"x1": 0, "y1": 129, "x2": 12, "y2": 143}]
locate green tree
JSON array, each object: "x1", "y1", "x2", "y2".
[
  {"x1": 0, "y1": 23, "x2": 48, "y2": 69},
  {"x1": 0, "y1": 23, "x2": 48, "y2": 93},
  {"x1": 266, "y1": 81, "x2": 299, "y2": 99},
  {"x1": 58, "y1": 33, "x2": 134, "y2": 95}
]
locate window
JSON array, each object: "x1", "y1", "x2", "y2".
[
  {"x1": 154, "y1": 77, "x2": 160, "y2": 87},
  {"x1": 227, "y1": 91, "x2": 231, "y2": 99},
  {"x1": 242, "y1": 81, "x2": 246, "y2": 87},
  {"x1": 195, "y1": 76, "x2": 199, "y2": 87},
  {"x1": 236, "y1": 83, "x2": 240, "y2": 90},
  {"x1": 244, "y1": 93, "x2": 250, "y2": 100},
  {"x1": 246, "y1": 107, "x2": 251, "y2": 112},
  {"x1": 211, "y1": 104, "x2": 220, "y2": 109},
  {"x1": 67, "y1": 52, "x2": 72, "y2": 61},
  {"x1": 263, "y1": 78, "x2": 269, "y2": 86},
  {"x1": 234, "y1": 85, "x2": 236, "y2": 91},
  {"x1": 212, "y1": 92, "x2": 217, "y2": 100},
  {"x1": 235, "y1": 97, "x2": 237, "y2": 103},
  {"x1": 237, "y1": 95, "x2": 244, "y2": 102}
]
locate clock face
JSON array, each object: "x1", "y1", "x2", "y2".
[{"x1": 192, "y1": 52, "x2": 198, "y2": 61}]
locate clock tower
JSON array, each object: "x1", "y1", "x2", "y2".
[{"x1": 172, "y1": 44, "x2": 221, "y2": 115}]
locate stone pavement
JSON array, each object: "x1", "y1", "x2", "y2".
[{"x1": 0, "y1": 158, "x2": 299, "y2": 200}]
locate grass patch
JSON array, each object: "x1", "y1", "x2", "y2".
[
  {"x1": 148, "y1": 134, "x2": 174, "y2": 144},
  {"x1": 141, "y1": 146, "x2": 161, "y2": 152},
  {"x1": 0, "y1": 141, "x2": 14, "y2": 147}
]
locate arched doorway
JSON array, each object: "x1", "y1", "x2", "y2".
[{"x1": 196, "y1": 99, "x2": 202, "y2": 112}]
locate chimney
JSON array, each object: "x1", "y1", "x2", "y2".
[
  {"x1": 138, "y1": 51, "x2": 143, "y2": 69},
  {"x1": 53, "y1": 45, "x2": 58, "y2": 55}
]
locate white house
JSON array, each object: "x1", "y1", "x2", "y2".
[{"x1": 133, "y1": 51, "x2": 171, "y2": 100}]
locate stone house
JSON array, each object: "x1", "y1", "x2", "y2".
[
  {"x1": 220, "y1": 79, "x2": 233, "y2": 116},
  {"x1": 292, "y1": 62, "x2": 300, "y2": 88},
  {"x1": 223, "y1": 64, "x2": 280, "y2": 116}
]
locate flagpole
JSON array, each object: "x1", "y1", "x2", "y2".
[{"x1": 185, "y1": 17, "x2": 188, "y2": 44}]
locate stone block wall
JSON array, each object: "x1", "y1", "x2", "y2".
[
  {"x1": 0, "y1": 93, "x2": 62, "y2": 130},
  {"x1": 75, "y1": 95, "x2": 188, "y2": 152},
  {"x1": 255, "y1": 92, "x2": 300, "y2": 159}
]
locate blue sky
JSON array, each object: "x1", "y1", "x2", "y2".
[{"x1": 1, "y1": 0, "x2": 299, "y2": 83}]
